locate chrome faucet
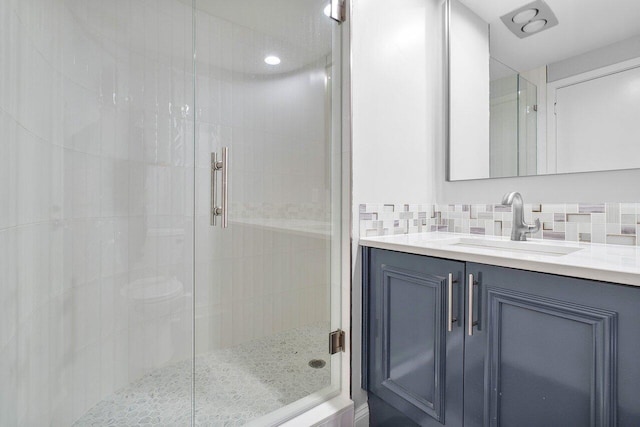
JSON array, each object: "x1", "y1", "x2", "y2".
[{"x1": 501, "y1": 192, "x2": 541, "y2": 241}]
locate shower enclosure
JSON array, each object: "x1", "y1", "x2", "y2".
[
  {"x1": 489, "y1": 58, "x2": 537, "y2": 178},
  {"x1": 0, "y1": 0, "x2": 344, "y2": 425}
]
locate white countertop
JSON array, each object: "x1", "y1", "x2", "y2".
[{"x1": 360, "y1": 232, "x2": 640, "y2": 287}]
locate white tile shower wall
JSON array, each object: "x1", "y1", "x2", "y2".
[
  {"x1": 0, "y1": 1, "x2": 194, "y2": 425},
  {"x1": 360, "y1": 202, "x2": 640, "y2": 246}
]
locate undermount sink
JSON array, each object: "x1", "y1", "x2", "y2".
[{"x1": 442, "y1": 237, "x2": 583, "y2": 257}]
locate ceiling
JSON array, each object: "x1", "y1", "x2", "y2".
[
  {"x1": 69, "y1": 0, "x2": 333, "y2": 76},
  {"x1": 459, "y1": 0, "x2": 640, "y2": 72},
  {"x1": 184, "y1": 0, "x2": 334, "y2": 75}
]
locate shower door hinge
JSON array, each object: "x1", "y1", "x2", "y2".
[
  {"x1": 329, "y1": 0, "x2": 346, "y2": 23},
  {"x1": 329, "y1": 329, "x2": 346, "y2": 354}
]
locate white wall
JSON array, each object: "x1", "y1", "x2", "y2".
[
  {"x1": 351, "y1": 0, "x2": 442, "y2": 416},
  {"x1": 351, "y1": 0, "x2": 436, "y2": 205},
  {"x1": 449, "y1": 0, "x2": 490, "y2": 180},
  {"x1": 548, "y1": 35, "x2": 640, "y2": 82}
]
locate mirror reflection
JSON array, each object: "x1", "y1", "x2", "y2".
[{"x1": 448, "y1": 0, "x2": 640, "y2": 180}]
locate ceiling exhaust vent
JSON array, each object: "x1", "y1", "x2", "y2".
[{"x1": 500, "y1": 0, "x2": 558, "y2": 39}]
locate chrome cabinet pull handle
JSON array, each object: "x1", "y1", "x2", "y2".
[
  {"x1": 468, "y1": 273, "x2": 479, "y2": 336},
  {"x1": 210, "y1": 147, "x2": 229, "y2": 228},
  {"x1": 447, "y1": 273, "x2": 458, "y2": 332}
]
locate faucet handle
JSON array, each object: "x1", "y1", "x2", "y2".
[{"x1": 528, "y1": 218, "x2": 541, "y2": 234}]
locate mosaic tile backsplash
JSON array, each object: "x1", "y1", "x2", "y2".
[{"x1": 359, "y1": 203, "x2": 640, "y2": 246}]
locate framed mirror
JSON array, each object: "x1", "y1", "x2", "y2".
[{"x1": 447, "y1": 0, "x2": 640, "y2": 181}]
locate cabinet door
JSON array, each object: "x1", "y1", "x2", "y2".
[
  {"x1": 464, "y1": 263, "x2": 640, "y2": 427},
  {"x1": 364, "y1": 248, "x2": 465, "y2": 427}
]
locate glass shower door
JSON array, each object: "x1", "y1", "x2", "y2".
[
  {"x1": 192, "y1": 0, "x2": 343, "y2": 424},
  {"x1": 517, "y1": 75, "x2": 537, "y2": 176}
]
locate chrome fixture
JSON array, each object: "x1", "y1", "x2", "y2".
[
  {"x1": 328, "y1": 0, "x2": 346, "y2": 23},
  {"x1": 500, "y1": 0, "x2": 558, "y2": 39},
  {"x1": 329, "y1": 329, "x2": 346, "y2": 354},
  {"x1": 447, "y1": 273, "x2": 458, "y2": 332},
  {"x1": 467, "y1": 274, "x2": 478, "y2": 336},
  {"x1": 210, "y1": 147, "x2": 229, "y2": 228},
  {"x1": 501, "y1": 191, "x2": 541, "y2": 241}
]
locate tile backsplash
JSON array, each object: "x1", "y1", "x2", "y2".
[{"x1": 359, "y1": 202, "x2": 640, "y2": 246}]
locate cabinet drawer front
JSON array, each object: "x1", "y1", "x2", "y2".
[{"x1": 365, "y1": 248, "x2": 464, "y2": 427}]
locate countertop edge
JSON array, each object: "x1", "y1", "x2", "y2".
[{"x1": 359, "y1": 239, "x2": 640, "y2": 288}]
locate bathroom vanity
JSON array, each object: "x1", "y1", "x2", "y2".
[{"x1": 361, "y1": 232, "x2": 640, "y2": 426}]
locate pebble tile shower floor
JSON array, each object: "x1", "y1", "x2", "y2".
[{"x1": 73, "y1": 323, "x2": 330, "y2": 426}]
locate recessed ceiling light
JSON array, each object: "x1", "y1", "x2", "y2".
[
  {"x1": 512, "y1": 8, "x2": 538, "y2": 24},
  {"x1": 522, "y1": 19, "x2": 547, "y2": 33},
  {"x1": 264, "y1": 55, "x2": 281, "y2": 65},
  {"x1": 323, "y1": 4, "x2": 331, "y2": 17}
]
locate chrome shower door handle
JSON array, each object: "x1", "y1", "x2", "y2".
[
  {"x1": 210, "y1": 152, "x2": 219, "y2": 226},
  {"x1": 220, "y1": 147, "x2": 229, "y2": 228},
  {"x1": 210, "y1": 147, "x2": 229, "y2": 228}
]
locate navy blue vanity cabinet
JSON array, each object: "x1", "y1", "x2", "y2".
[
  {"x1": 364, "y1": 248, "x2": 640, "y2": 427},
  {"x1": 464, "y1": 263, "x2": 640, "y2": 427},
  {"x1": 364, "y1": 248, "x2": 465, "y2": 427}
]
